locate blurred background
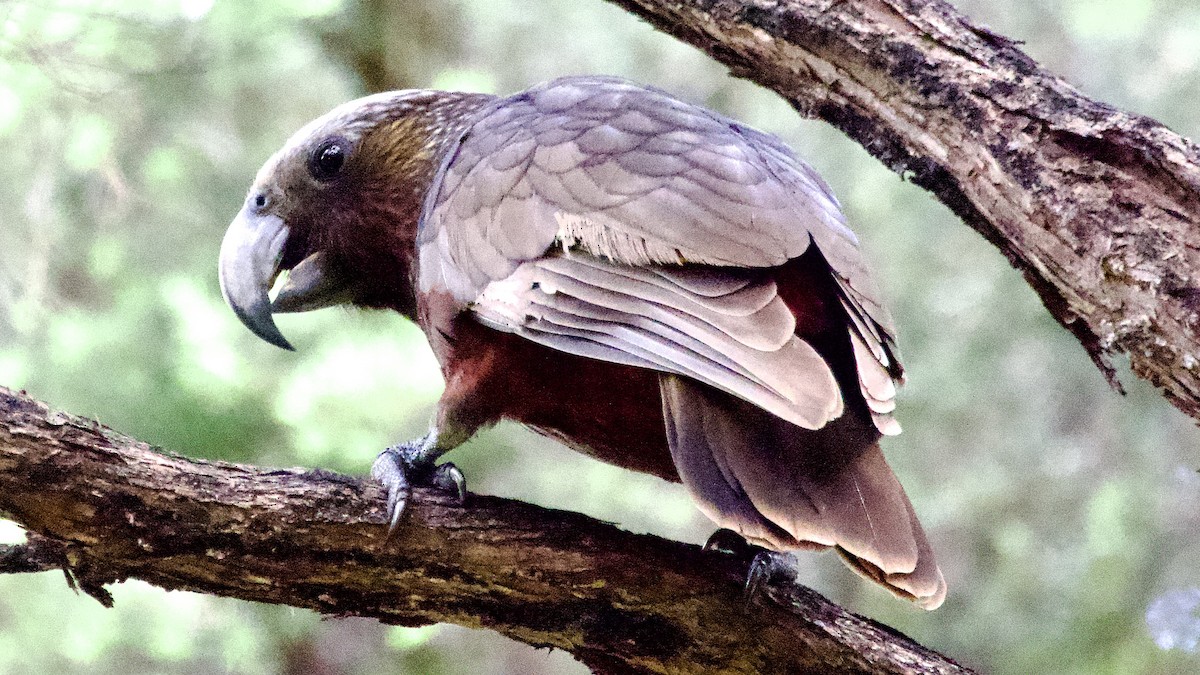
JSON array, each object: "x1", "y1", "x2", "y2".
[{"x1": 1, "y1": 0, "x2": 1198, "y2": 672}]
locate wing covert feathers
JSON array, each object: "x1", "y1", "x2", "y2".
[
  {"x1": 418, "y1": 76, "x2": 861, "y2": 301},
  {"x1": 661, "y1": 375, "x2": 945, "y2": 609},
  {"x1": 474, "y1": 254, "x2": 844, "y2": 430},
  {"x1": 417, "y1": 76, "x2": 904, "y2": 434}
]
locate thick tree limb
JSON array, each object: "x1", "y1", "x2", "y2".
[
  {"x1": 603, "y1": 0, "x2": 1200, "y2": 417},
  {"x1": 0, "y1": 386, "x2": 967, "y2": 674}
]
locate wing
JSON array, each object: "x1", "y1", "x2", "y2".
[
  {"x1": 471, "y1": 254, "x2": 843, "y2": 429},
  {"x1": 417, "y1": 75, "x2": 900, "y2": 431}
]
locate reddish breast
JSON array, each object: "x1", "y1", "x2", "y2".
[{"x1": 503, "y1": 340, "x2": 679, "y2": 481}]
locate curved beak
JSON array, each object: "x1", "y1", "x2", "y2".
[{"x1": 218, "y1": 207, "x2": 294, "y2": 350}]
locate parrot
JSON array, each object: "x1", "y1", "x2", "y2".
[{"x1": 218, "y1": 75, "x2": 946, "y2": 609}]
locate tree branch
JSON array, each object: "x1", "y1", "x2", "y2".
[
  {"x1": 0, "y1": 386, "x2": 968, "y2": 674},
  {"x1": 602, "y1": 0, "x2": 1200, "y2": 417}
]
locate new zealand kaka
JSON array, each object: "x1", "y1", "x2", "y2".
[{"x1": 218, "y1": 76, "x2": 946, "y2": 609}]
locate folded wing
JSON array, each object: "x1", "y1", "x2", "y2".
[{"x1": 417, "y1": 75, "x2": 901, "y2": 434}]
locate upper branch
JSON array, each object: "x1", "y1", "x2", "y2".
[
  {"x1": 604, "y1": 0, "x2": 1200, "y2": 417},
  {"x1": 0, "y1": 386, "x2": 967, "y2": 674}
]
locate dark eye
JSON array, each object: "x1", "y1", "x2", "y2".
[{"x1": 308, "y1": 137, "x2": 349, "y2": 181}]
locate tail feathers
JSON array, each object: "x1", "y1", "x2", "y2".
[
  {"x1": 836, "y1": 493, "x2": 947, "y2": 609},
  {"x1": 661, "y1": 374, "x2": 945, "y2": 609}
]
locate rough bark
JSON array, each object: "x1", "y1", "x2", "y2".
[
  {"x1": 0, "y1": 386, "x2": 969, "y2": 674},
  {"x1": 602, "y1": 0, "x2": 1200, "y2": 417}
]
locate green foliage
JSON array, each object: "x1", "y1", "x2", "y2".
[{"x1": 1, "y1": 0, "x2": 1199, "y2": 672}]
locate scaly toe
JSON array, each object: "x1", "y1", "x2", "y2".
[{"x1": 371, "y1": 446, "x2": 416, "y2": 536}]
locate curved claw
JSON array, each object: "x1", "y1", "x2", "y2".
[
  {"x1": 371, "y1": 448, "x2": 414, "y2": 539},
  {"x1": 745, "y1": 551, "x2": 798, "y2": 600},
  {"x1": 432, "y1": 463, "x2": 467, "y2": 505},
  {"x1": 386, "y1": 484, "x2": 410, "y2": 535},
  {"x1": 704, "y1": 528, "x2": 754, "y2": 557}
]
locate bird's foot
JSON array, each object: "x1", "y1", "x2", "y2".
[
  {"x1": 744, "y1": 551, "x2": 798, "y2": 601},
  {"x1": 704, "y1": 530, "x2": 798, "y2": 600},
  {"x1": 371, "y1": 433, "x2": 466, "y2": 537}
]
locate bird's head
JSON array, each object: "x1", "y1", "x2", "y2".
[{"x1": 218, "y1": 89, "x2": 493, "y2": 349}]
